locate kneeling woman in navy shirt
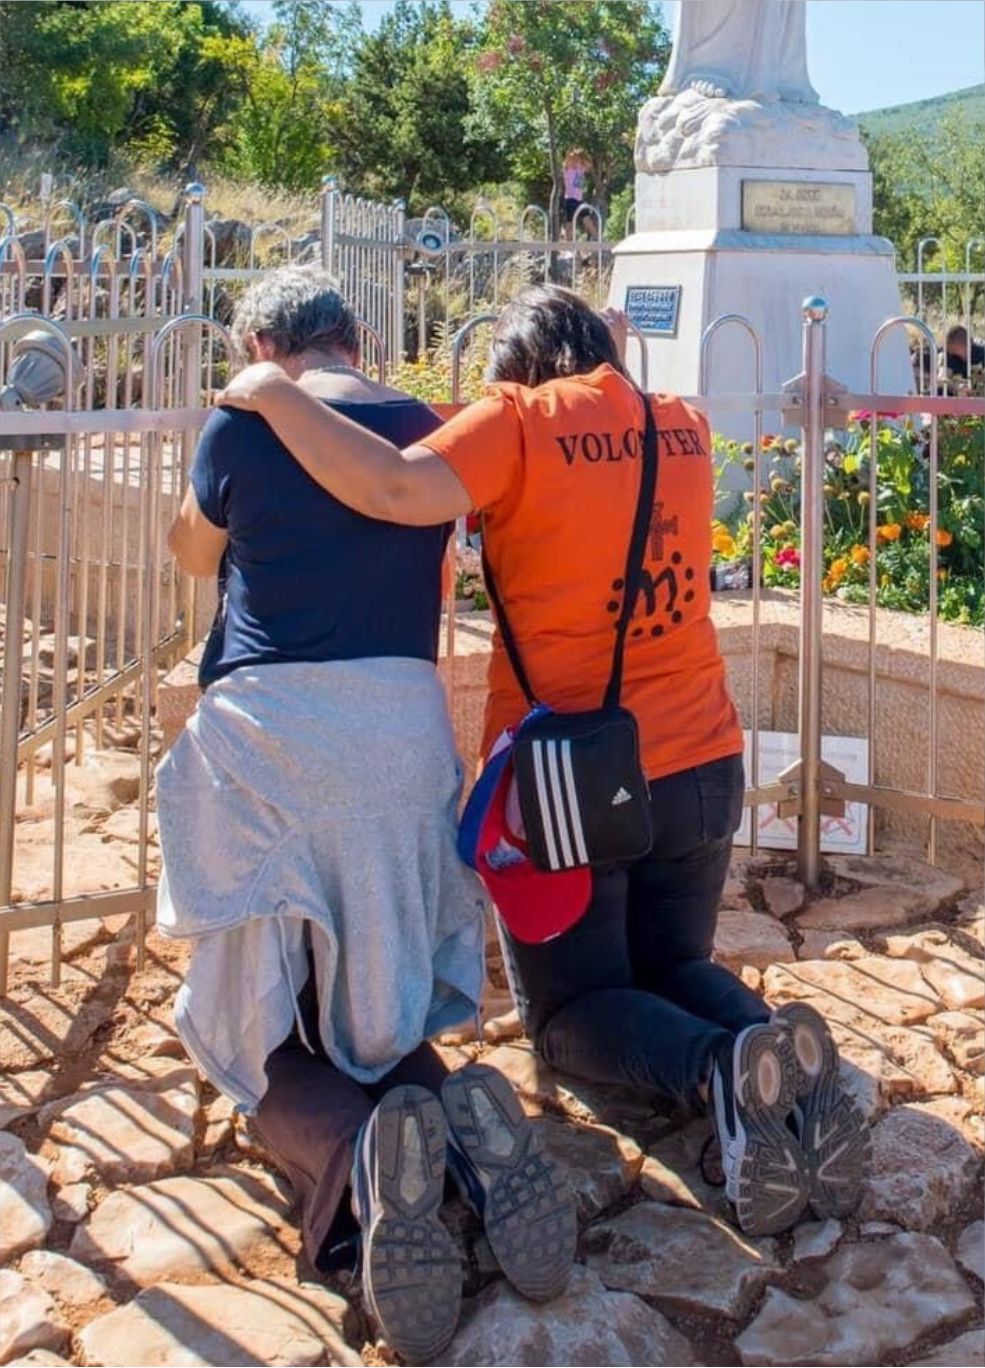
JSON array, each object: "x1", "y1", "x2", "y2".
[{"x1": 158, "y1": 267, "x2": 575, "y2": 1362}]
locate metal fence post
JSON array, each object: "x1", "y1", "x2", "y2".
[
  {"x1": 0, "y1": 450, "x2": 33, "y2": 988},
  {"x1": 320, "y1": 175, "x2": 338, "y2": 276},
  {"x1": 797, "y1": 296, "x2": 828, "y2": 887},
  {"x1": 180, "y1": 183, "x2": 206, "y2": 653}
]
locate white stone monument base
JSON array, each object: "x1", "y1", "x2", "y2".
[{"x1": 611, "y1": 228, "x2": 913, "y2": 436}]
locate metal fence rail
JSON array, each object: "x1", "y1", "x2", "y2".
[{"x1": 1, "y1": 178, "x2": 983, "y2": 993}]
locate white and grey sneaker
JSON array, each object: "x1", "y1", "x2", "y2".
[
  {"x1": 772, "y1": 1001, "x2": 871, "y2": 1219},
  {"x1": 351, "y1": 1086, "x2": 462, "y2": 1365},
  {"x1": 709, "y1": 1023, "x2": 810, "y2": 1236}
]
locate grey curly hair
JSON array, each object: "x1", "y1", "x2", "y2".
[{"x1": 230, "y1": 265, "x2": 358, "y2": 361}]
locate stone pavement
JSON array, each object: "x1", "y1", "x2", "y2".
[{"x1": 0, "y1": 820, "x2": 982, "y2": 1366}]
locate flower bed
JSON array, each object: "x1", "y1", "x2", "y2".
[{"x1": 713, "y1": 414, "x2": 984, "y2": 627}]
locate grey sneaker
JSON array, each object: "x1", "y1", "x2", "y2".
[
  {"x1": 709, "y1": 1022, "x2": 810, "y2": 1236},
  {"x1": 773, "y1": 1001, "x2": 871, "y2": 1218},
  {"x1": 442, "y1": 1064, "x2": 577, "y2": 1302},
  {"x1": 351, "y1": 1086, "x2": 462, "y2": 1364}
]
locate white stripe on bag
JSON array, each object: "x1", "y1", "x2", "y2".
[
  {"x1": 560, "y1": 740, "x2": 589, "y2": 865},
  {"x1": 532, "y1": 740, "x2": 561, "y2": 870},
  {"x1": 546, "y1": 739, "x2": 575, "y2": 868}
]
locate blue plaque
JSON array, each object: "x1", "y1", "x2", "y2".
[{"x1": 624, "y1": 285, "x2": 682, "y2": 337}]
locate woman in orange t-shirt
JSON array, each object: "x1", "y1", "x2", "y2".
[{"x1": 218, "y1": 285, "x2": 869, "y2": 1238}]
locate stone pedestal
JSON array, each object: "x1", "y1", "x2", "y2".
[{"x1": 611, "y1": 94, "x2": 913, "y2": 434}]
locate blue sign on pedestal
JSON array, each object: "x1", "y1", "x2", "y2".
[{"x1": 624, "y1": 285, "x2": 682, "y2": 337}]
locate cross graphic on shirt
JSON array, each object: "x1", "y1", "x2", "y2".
[{"x1": 649, "y1": 503, "x2": 679, "y2": 561}]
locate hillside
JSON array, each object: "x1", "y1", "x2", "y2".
[{"x1": 859, "y1": 83, "x2": 985, "y2": 138}]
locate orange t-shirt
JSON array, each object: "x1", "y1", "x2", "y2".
[{"x1": 422, "y1": 364, "x2": 742, "y2": 781}]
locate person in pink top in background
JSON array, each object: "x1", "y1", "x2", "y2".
[{"x1": 562, "y1": 149, "x2": 596, "y2": 240}]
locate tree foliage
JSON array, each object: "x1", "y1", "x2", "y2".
[
  {"x1": 865, "y1": 110, "x2": 985, "y2": 275},
  {"x1": 469, "y1": 0, "x2": 668, "y2": 227}
]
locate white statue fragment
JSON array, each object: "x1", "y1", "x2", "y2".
[
  {"x1": 660, "y1": 0, "x2": 818, "y2": 104},
  {"x1": 637, "y1": 0, "x2": 866, "y2": 175}
]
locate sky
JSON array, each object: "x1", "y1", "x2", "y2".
[{"x1": 241, "y1": 0, "x2": 985, "y2": 116}]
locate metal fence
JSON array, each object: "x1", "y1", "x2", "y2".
[{"x1": 0, "y1": 178, "x2": 983, "y2": 992}]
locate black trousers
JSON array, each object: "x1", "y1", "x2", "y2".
[{"x1": 502, "y1": 753, "x2": 770, "y2": 1108}]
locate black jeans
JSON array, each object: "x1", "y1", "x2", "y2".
[{"x1": 502, "y1": 753, "x2": 769, "y2": 1109}]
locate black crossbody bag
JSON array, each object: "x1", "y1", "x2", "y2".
[{"x1": 481, "y1": 389, "x2": 659, "y2": 872}]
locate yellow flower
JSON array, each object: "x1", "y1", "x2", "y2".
[
  {"x1": 880, "y1": 573, "x2": 891, "y2": 589},
  {"x1": 877, "y1": 523, "x2": 902, "y2": 542},
  {"x1": 713, "y1": 530, "x2": 737, "y2": 557},
  {"x1": 851, "y1": 545, "x2": 870, "y2": 567}
]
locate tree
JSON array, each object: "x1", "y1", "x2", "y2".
[
  {"x1": 0, "y1": 1, "x2": 251, "y2": 170},
  {"x1": 865, "y1": 110, "x2": 985, "y2": 280},
  {"x1": 470, "y1": 0, "x2": 669, "y2": 233},
  {"x1": 325, "y1": 0, "x2": 498, "y2": 211}
]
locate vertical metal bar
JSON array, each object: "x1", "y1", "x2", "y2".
[
  {"x1": 181, "y1": 184, "x2": 206, "y2": 654},
  {"x1": 927, "y1": 410, "x2": 940, "y2": 864},
  {"x1": 797, "y1": 296, "x2": 828, "y2": 887},
  {"x1": 0, "y1": 451, "x2": 33, "y2": 993}
]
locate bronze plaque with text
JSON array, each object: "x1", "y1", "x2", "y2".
[{"x1": 742, "y1": 181, "x2": 856, "y2": 235}]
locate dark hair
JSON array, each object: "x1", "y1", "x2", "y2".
[{"x1": 486, "y1": 285, "x2": 625, "y2": 388}]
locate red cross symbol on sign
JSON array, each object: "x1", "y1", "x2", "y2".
[{"x1": 649, "y1": 503, "x2": 679, "y2": 560}]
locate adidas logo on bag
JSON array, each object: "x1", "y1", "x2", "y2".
[{"x1": 610, "y1": 786, "x2": 632, "y2": 807}]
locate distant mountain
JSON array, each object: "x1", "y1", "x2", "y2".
[{"x1": 858, "y1": 84, "x2": 985, "y2": 139}]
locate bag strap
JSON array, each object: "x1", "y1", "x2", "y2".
[
  {"x1": 604, "y1": 387, "x2": 659, "y2": 708},
  {"x1": 481, "y1": 382, "x2": 659, "y2": 710}
]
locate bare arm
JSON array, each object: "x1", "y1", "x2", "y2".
[
  {"x1": 216, "y1": 364, "x2": 472, "y2": 526},
  {"x1": 167, "y1": 485, "x2": 228, "y2": 578}
]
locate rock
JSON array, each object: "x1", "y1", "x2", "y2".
[
  {"x1": 7, "y1": 1352, "x2": 73, "y2": 1366},
  {"x1": 859, "y1": 1220, "x2": 901, "y2": 1236},
  {"x1": 0, "y1": 1272, "x2": 68, "y2": 1364},
  {"x1": 955, "y1": 1220, "x2": 984, "y2": 1281},
  {"x1": 444, "y1": 1265, "x2": 694, "y2": 1367},
  {"x1": 70, "y1": 1168, "x2": 294, "y2": 1284},
  {"x1": 535, "y1": 1117, "x2": 643, "y2": 1222},
  {"x1": 766, "y1": 957, "x2": 940, "y2": 1026},
  {"x1": 796, "y1": 930, "x2": 865, "y2": 961},
  {"x1": 587, "y1": 1202, "x2": 777, "y2": 1318},
  {"x1": 638, "y1": 1119, "x2": 730, "y2": 1216},
  {"x1": 916, "y1": 1093, "x2": 985, "y2": 1149},
  {"x1": 50, "y1": 1184, "x2": 89, "y2": 1224},
  {"x1": 791, "y1": 1218, "x2": 842, "y2": 1262},
  {"x1": 91, "y1": 1055, "x2": 199, "y2": 1095},
  {"x1": 78, "y1": 1278, "x2": 360, "y2": 1368},
  {"x1": 0, "y1": 1071, "x2": 53, "y2": 1128},
  {"x1": 797, "y1": 886, "x2": 931, "y2": 932},
  {"x1": 912, "y1": 1330, "x2": 985, "y2": 1366},
  {"x1": 926, "y1": 1010, "x2": 985, "y2": 1074},
  {"x1": 828, "y1": 853, "x2": 963, "y2": 909},
  {"x1": 762, "y1": 876, "x2": 804, "y2": 917},
  {"x1": 9, "y1": 920, "x2": 111, "y2": 967},
  {"x1": 19, "y1": 1251, "x2": 109, "y2": 1307},
  {"x1": 0, "y1": 963, "x2": 118, "y2": 1070},
  {"x1": 956, "y1": 897, "x2": 984, "y2": 950},
  {"x1": 65, "y1": 751, "x2": 142, "y2": 814},
  {"x1": 0, "y1": 1133, "x2": 51, "y2": 1261},
  {"x1": 48, "y1": 1082, "x2": 197, "y2": 1185},
  {"x1": 879, "y1": 926, "x2": 984, "y2": 1012},
  {"x1": 479, "y1": 1042, "x2": 562, "y2": 1115},
  {"x1": 713, "y1": 909, "x2": 794, "y2": 971},
  {"x1": 199, "y1": 1093, "x2": 235, "y2": 1159},
  {"x1": 483, "y1": 1008, "x2": 523, "y2": 1043},
  {"x1": 736, "y1": 1233, "x2": 974, "y2": 1366},
  {"x1": 861, "y1": 1102, "x2": 980, "y2": 1229}
]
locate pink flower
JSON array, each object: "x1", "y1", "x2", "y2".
[
  {"x1": 776, "y1": 546, "x2": 801, "y2": 569},
  {"x1": 850, "y1": 410, "x2": 902, "y2": 422}
]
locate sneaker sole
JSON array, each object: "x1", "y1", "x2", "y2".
[
  {"x1": 732, "y1": 1026, "x2": 811, "y2": 1237},
  {"x1": 361, "y1": 1086, "x2": 462, "y2": 1365},
  {"x1": 776, "y1": 1002, "x2": 872, "y2": 1219},
  {"x1": 442, "y1": 1065, "x2": 577, "y2": 1302}
]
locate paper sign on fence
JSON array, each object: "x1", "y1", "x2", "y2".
[{"x1": 738, "y1": 730, "x2": 869, "y2": 854}]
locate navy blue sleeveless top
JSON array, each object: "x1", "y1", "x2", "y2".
[{"x1": 190, "y1": 399, "x2": 449, "y2": 689}]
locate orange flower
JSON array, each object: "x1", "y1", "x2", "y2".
[
  {"x1": 906, "y1": 511, "x2": 930, "y2": 532},
  {"x1": 850, "y1": 545, "x2": 870, "y2": 567},
  {"x1": 935, "y1": 528, "x2": 953, "y2": 547},
  {"x1": 876, "y1": 523, "x2": 902, "y2": 542},
  {"x1": 828, "y1": 557, "x2": 849, "y2": 584},
  {"x1": 713, "y1": 529, "x2": 737, "y2": 557}
]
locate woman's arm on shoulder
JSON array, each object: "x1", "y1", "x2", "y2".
[{"x1": 217, "y1": 364, "x2": 472, "y2": 526}]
